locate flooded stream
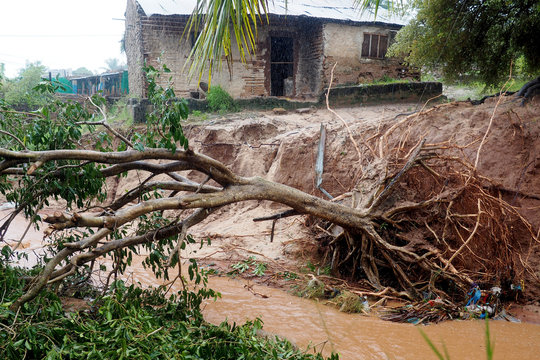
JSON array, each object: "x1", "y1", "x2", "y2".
[
  {"x1": 134, "y1": 266, "x2": 540, "y2": 360},
  {"x1": 6, "y1": 211, "x2": 540, "y2": 359}
]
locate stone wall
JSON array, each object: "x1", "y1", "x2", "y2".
[
  {"x1": 322, "y1": 82, "x2": 443, "y2": 106},
  {"x1": 126, "y1": 81, "x2": 443, "y2": 122},
  {"x1": 125, "y1": 0, "x2": 146, "y2": 98},
  {"x1": 294, "y1": 19, "x2": 324, "y2": 99},
  {"x1": 322, "y1": 22, "x2": 417, "y2": 88}
]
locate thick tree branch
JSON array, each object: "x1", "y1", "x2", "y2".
[
  {"x1": 48, "y1": 208, "x2": 217, "y2": 285},
  {"x1": 109, "y1": 180, "x2": 220, "y2": 211},
  {"x1": 0, "y1": 148, "x2": 241, "y2": 186}
]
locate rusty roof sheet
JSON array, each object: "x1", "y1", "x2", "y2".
[{"x1": 135, "y1": 0, "x2": 411, "y2": 26}]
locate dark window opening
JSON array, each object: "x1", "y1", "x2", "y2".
[
  {"x1": 361, "y1": 33, "x2": 389, "y2": 59},
  {"x1": 270, "y1": 36, "x2": 294, "y2": 96}
]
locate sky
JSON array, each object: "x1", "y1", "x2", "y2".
[{"x1": 0, "y1": 0, "x2": 127, "y2": 78}]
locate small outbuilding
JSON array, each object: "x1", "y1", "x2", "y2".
[
  {"x1": 69, "y1": 71, "x2": 129, "y2": 96},
  {"x1": 125, "y1": 0, "x2": 416, "y2": 99}
]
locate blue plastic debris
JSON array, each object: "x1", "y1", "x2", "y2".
[{"x1": 466, "y1": 285, "x2": 482, "y2": 306}]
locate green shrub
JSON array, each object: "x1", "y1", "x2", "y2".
[
  {"x1": 207, "y1": 85, "x2": 236, "y2": 112},
  {"x1": 106, "y1": 96, "x2": 133, "y2": 125},
  {"x1": 0, "y1": 263, "x2": 336, "y2": 359},
  {"x1": 2, "y1": 62, "x2": 52, "y2": 108},
  {"x1": 189, "y1": 109, "x2": 209, "y2": 121}
]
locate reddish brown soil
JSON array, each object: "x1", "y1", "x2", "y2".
[
  {"x1": 176, "y1": 95, "x2": 540, "y2": 305},
  {"x1": 4, "y1": 95, "x2": 540, "y2": 322}
]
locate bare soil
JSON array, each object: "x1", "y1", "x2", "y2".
[
  {"x1": 111, "y1": 96, "x2": 540, "y2": 293},
  {"x1": 185, "y1": 95, "x2": 540, "y2": 319},
  {"x1": 5, "y1": 95, "x2": 540, "y2": 321},
  {"x1": 109, "y1": 103, "x2": 424, "y2": 269}
]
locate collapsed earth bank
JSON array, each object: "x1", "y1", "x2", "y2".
[{"x1": 111, "y1": 95, "x2": 540, "y2": 308}]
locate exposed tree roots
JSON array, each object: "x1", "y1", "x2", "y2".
[
  {"x1": 309, "y1": 98, "x2": 539, "y2": 305},
  {"x1": 1, "y1": 96, "x2": 538, "y2": 312}
]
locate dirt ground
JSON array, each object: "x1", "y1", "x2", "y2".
[
  {"x1": 180, "y1": 95, "x2": 540, "y2": 314},
  {"x1": 3, "y1": 94, "x2": 540, "y2": 322},
  {"x1": 171, "y1": 96, "x2": 540, "y2": 277},
  {"x1": 102, "y1": 102, "x2": 425, "y2": 270},
  {"x1": 120, "y1": 94, "x2": 539, "y2": 311}
]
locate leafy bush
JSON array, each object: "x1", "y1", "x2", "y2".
[
  {"x1": 2, "y1": 62, "x2": 52, "y2": 108},
  {"x1": 0, "y1": 264, "x2": 336, "y2": 359},
  {"x1": 229, "y1": 256, "x2": 267, "y2": 276},
  {"x1": 189, "y1": 110, "x2": 209, "y2": 121},
  {"x1": 106, "y1": 96, "x2": 134, "y2": 125},
  {"x1": 207, "y1": 85, "x2": 236, "y2": 112}
]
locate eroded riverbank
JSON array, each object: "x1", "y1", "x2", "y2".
[
  {"x1": 3, "y1": 98, "x2": 540, "y2": 359},
  {"x1": 4, "y1": 209, "x2": 540, "y2": 359}
]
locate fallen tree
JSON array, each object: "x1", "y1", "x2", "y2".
[{"x1": 1, "y1": 68, "x2": 538, "y2": 312}]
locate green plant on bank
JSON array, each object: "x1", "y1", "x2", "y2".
[
  {"x1": 369, "y1": 75, "x2": 409, "y2": 85},
  {"x1": 0, "y1": 264, "x2": 336, "y2": 360},
  {"x1": 445, "y1": 76, "x2": 533, "y2": 101},
  {"x1": 280, "y1": 271, "x2": 299, "y2": 281},
  {"x1": 421, "y1": 72, "x2": 439, "y2": 82},
  {"x1": 419, "y1": 318, "x2": 494, "y2": 360},
  {"x1": 302, "y1": 261, "x2": 331, "y2": 276},
  {"x1": 229, "y1": 256, "x2": 267, "y2": 277},
  {"x1": 105, "y1": 95, "x2": 134, "y2": 126},
  {"x1": 207, "y1": 85, "x2": 237, "y2": 113},
  {"x1": 189, "y1": 109, "x2": 209, "y2": 121}
]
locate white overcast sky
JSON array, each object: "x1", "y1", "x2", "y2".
[{"x1": 0, "y1": 0, "x2": 126, "y2": 78}]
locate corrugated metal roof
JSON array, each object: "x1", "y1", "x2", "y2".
[{"x1": 136, "y1": 0, "x2": 411, "y2": 25}]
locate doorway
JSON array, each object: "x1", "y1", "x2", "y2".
[{"x1": 270, "y1": 36, "x2": 294, "y2": 96}]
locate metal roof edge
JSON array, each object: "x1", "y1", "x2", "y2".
[{"x1": 134, "y1": 0, "x2": 411, "y2": 26}]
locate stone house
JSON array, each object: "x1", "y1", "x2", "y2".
[{"x1": 125, "y1": 0, "x2": 414, "y2": 100}]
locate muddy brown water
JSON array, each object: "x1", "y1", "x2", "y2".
[
  {"x1": 136, "y1": 269, "x2": 540, "y2": 360},
  {"x1": 6, "y1": 211, "x2": 540, "y2": 359}
]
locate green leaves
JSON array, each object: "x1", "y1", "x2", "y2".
[
  {"x1": 2, "y1": 62, "x2": 52, "y2": 107},
  {"x1": 207, "y1": 85, "x2": 237, "y2": 112},
  {"x1": 230, "y1": 256, "x2": 267, "y2": 277},
  {"x1": 0, "y1": 264, "x2": 335, "y2": 360},
  {"x1": 0, "y1": 92, "x2": 107, "y2": 237},
  {"x1": 388, "y1": 0, "x2": 540, "y2": 86},
  {"x1": 141, "y1": 63, "x2": 190, "y2": 152}
]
